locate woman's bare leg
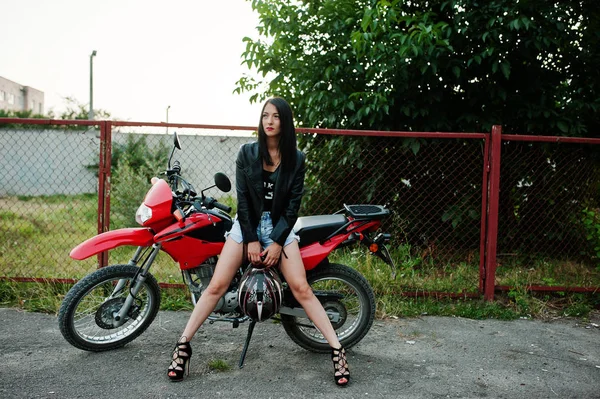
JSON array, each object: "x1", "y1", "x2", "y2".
[
  {"x1": 180, "y1": 237, "x2": 244, "y2": 341},
  {"x1": 279, "y1": 240, "x2": 349, "y2": 385},
  {"x1": 278, "y1": 240, "x2": 341, "y2": 349}
]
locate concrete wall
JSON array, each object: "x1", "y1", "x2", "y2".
[
  {"x1": 0, "y1": 129, "x2": 99, "y2": 196},
  {"x1": 0, "y1": 129, "x2": 254, "y2": 197}
]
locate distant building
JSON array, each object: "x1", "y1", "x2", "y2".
[{"x1": 0, "y1": 76, "x2": 44, "y2": 114}]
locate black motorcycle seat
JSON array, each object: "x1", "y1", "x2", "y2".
[{"x1": 293, "y1": 214, "x2": 348, "y2": 247}]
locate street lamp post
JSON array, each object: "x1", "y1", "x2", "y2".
[
  {"x1": 166, "y1": 105, "x2": 171, "y2": 134},
  {"x1": 89, "y1": 50, "x2": 97, "y2": 120}
]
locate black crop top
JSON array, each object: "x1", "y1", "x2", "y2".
[{"x1": 263, "y1": 168, "x2": 278, "y2": 212}]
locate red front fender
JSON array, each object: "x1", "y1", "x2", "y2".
[{"x1": 70, "y1": 228, "x2": 155, "y2": 260}]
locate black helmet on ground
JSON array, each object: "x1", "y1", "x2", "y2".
[{"x1": 237, "y1": 265, "x2": 283, "y2": 322}]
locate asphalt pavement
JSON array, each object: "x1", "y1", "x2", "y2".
[{"x1": 1, "y1": 307, "x2": 599, "y2": 399}]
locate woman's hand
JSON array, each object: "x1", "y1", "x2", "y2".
[
  {"x1": 247, "y1": 241, "x2": 262, "y2": 265},
  {"x1": 261, "y1": 243, "x2": 282, "y2": 268}
]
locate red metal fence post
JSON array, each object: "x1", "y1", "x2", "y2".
[
  {"x1": 96, "y1": 121, "x2": 112, "y2": 268},
  {"x1": 96, "y1": 122, "x2": 106, "y2": 268},
  {"x1": 483, "y1": 125, "x2": 502, "y2": 300},
  {"x1": 478, "y1": 136, "x2": 491, "y2": 294},
  {"x1": 103, "y1": 121, "x2": 112, "y2": 237}
]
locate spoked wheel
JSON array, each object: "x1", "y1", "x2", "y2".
[
  {"x1": 58, "y1": 264, "x2": 161, "y2": 351},
  {"x1": 281, "y1": 263, "x2": 376, "y2": 353}
]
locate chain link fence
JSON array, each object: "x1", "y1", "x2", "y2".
[
  {"x1": 99, "y1": 124, "x2": 256, "y2": 282},
  {"x1": 1, "y1": 119, "x2": 599, "y2": 298},
  {"x1": 0, "y1": 123, "x2": 100, "y2": 280},
  {"x1": 296, "y1": 132, "x2": 486, "y2": 263},
  {"x1": 494, "y1": 138, "x2": 600, "y2": 289}
]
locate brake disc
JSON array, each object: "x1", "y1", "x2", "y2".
[{"x1": 94, "y1": 298, "x2": 141, "y2": 329}]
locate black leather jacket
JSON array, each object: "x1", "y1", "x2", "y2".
[{"x1": 235, "y1": 142, "x2": 306, "y2": 246}]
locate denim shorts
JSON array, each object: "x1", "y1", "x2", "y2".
[{"x1": 226, "y1": 212, "x2": 299, "y2": 248}]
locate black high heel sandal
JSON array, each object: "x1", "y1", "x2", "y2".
[
  {"x1": 167, "y1": 336, "x2": 192, "y2": 382},
  {"x1": 331, "y1": 346, "x2": 350, "y2": 386}
]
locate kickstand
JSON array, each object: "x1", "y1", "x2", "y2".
[{"x1": 238, "y1": 320, "x2": 256, "y2": 369}]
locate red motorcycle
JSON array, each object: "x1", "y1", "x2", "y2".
[{"x1": 58, "y1": 133, "x2": 395, "y2": 365}]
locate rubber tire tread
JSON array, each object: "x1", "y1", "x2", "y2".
[
  {"x1": 281, "y1": 263, "x2": 376, "y2": 353},
  {"x1": 58, "y1": 264, "x2": 161, "y2": 352}
]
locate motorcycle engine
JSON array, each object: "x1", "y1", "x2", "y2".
[
  {"x1": 194, "y1": 262, "x2": 215, "y2": 290},
  {"x1": 185, "y1": 257, "x2": 239, "y2": 313},
  {"x1": 216, "y1": 291, "x2": 239, "y2": 313}
]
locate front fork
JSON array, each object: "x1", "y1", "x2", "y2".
[{"x1": 111, "y1": 244, "x2": 161, "y2": 326}]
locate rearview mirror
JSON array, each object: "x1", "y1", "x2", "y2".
[{"x1": 214, "y1": 172, "x2": 231, "y2": 193}]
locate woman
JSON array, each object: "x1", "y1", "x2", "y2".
[{"x1": 167, "y1": 97, "x2": 350, "y2": 386}]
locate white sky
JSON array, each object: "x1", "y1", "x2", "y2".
[{"x1": 1, "y1": 0, "x2": 263, "y2": 127}]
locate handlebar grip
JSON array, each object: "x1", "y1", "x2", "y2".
[
  {"x1": 214, "y1": 201, "x2": 232, "y2": 213},
  {"x1": 172, "y1": 161, "x2": 181, "y2": 174}
]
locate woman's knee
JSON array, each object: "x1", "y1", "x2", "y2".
[
  {"x1": 203, "y1": 239, "x2": 243, "y2": 298},
  {"x1": 204, "y1": 279, "x2": 229, "y2": 297},
  {"x1": 289, "y1": 281, "x2": 313, "y2": 301}
]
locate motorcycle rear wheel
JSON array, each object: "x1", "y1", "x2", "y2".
[
  {"x1": 58, "y1": 264, "x2": 161, "y2": 351},
  {"x1": 281, "y1": 262, "x2": 376, "y2": 353}
]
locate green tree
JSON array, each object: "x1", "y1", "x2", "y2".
[
  {"x1": 58, "y1": 96, "x2": 111, "y2": 120},
  {"x1": 236, "y1": 0, "x2": 600, "y2": 262},
  {"x1": 0, "y1": 109, "x2": 46, "y2": 119},
  {"x1": 237, "y1": 0, "x2": 599, "y2": 136}
]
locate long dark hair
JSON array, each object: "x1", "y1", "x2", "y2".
[{"x1": 257, "y1": 97, "x2": 297, "y2": 174}]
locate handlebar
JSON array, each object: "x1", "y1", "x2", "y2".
[
  {"x1": 214, "y1": 201, "x2": 232, "y2": 213},
  {"x1": 164, "y1": 158, "x2": 232, "y2": 215},
  {"x1": 166, "y1": 160, "x2": 181, "y2": 177},
  {"x1": 203, "y1": 196, "x2": 232, "y2": 213},
  {"x1": 172, "y1": 160, "x2": 181, "y2": 175}
]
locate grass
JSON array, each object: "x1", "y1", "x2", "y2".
[
  {"x1": 160, "y1": 288, "x2": 194, "y2": 311},
  {"x1": 1, "y1": 277, "x2": 597, "y2": 322},
  {"x1": 0, "y1": 280, "x2": 72, "y2": 313},
  {"x1": 0, "y1": 194, "x2": 184, "y2": 282},
  {"x1": 378, "y1": 295, "x2": 520, "y2": 320},
  {"x1": 207, "y1": 359, "x2": 232, "y2": 372},
  {"x1": 0, "y1": 194, "x2": 99, "y2": 280},
  {"x1": 332, "y1": 247, "x2": 600, "y2": 320},
  {"x1": 0, "y1": 280, "x2": 198, "y2": 313},
  {"x1": 1, "y1": 194, "x2": 599, "y2": 321},
  {"x1": 496, "y1": 256, "x2": 600, "y2": 288},
  {"x1": 339, "y1": 245, "x2": 481, "y2": 295}
]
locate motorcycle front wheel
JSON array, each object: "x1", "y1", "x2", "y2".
[
  {"x1": 281, "y1": 262, "x2": 376, "y2": 353},
  {"x1": 58, "y1": 264, "x2": 161, "y2": 351}
]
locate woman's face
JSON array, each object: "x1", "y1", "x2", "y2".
[{"x1": 262, "y1": 102, "x2": 281, "y2": 138}]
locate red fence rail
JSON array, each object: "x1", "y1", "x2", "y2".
[{"x1": 1, "y1": 118, "x2": 599, "y2": 300}]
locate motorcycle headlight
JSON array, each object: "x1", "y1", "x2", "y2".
[{"x1": 135, "y1": 203, "x2": 152, "y2": 225}]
